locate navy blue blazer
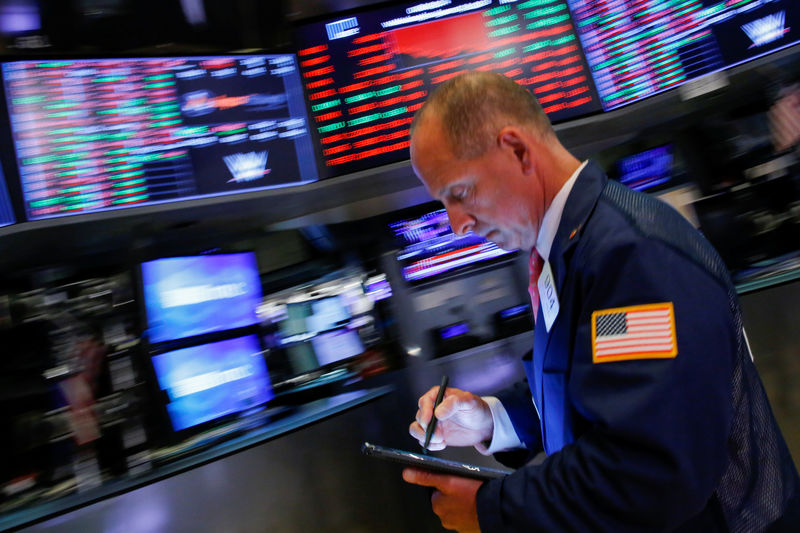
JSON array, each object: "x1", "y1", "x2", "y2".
[{"x1": 476, "y1": 162, "x2": 799, "y2": 532}]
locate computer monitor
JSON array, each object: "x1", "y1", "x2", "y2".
[
  {"x1": 1, "y1": 54, "x2": 319, "y2": 220},
  {"x1": 0, "y1": 162, "x2": 15, "y2": 227},
  {"x1": 617, "y1": 145, "x2": 673, "y2": 192},
  {"x1": 310, "y1": 328, "x2": 365, "y2": 366},
  {"x1": 294, "y1": 0, "x2": 602, "y2": 175},
  {"x1": 390, "y1": 207, "x2": 516, "y2": 283},
  {"x1": 150, "y1": 334, "x2": 273, "y2": 431},
  {"x1": 141, "y1": 252, "x2": 262, "y2": 344}
]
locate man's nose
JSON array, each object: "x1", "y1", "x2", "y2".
[{"x1": 446, "y1": 205, "x2": 475, "y2": 235}]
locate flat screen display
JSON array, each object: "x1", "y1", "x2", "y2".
[
  {"x1": 141, "y1": 252, "x2": 262, "y2": 344},
  {"x1": 617, "y1": 145, "x2": 672, "y2": 192},
  {"x1": 569, "y1": 0, "x2": 800, "y2": 111},
  {"x1": 390, "y1": 208, "x2": 515, "y2": 282},
  {"x1": 0, "y1": 163, "x2": 14, "y2": 227},
  {"x1": 2, "y1": 54, "x2": 319, "y2": 220},
  {"x1": 311, "y1": 328, "x2": 365, "y2": 366},
  {"x1": 307, "y1": 296, "x2": 351, "y2": 332},
  {"x1": 295, "y1": 0, "x2": 602, "y2": 175},
  {"x1": 151, "y1": 334, "x2": 273, "y2": 431}
]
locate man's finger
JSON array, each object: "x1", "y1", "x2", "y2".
[{"x1": 402, "y1": 467, "x2": 452, "y2": 489}]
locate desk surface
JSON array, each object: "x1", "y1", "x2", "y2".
[{"x1": 0, "y1": 385, "x2": 394, "y2": 532}]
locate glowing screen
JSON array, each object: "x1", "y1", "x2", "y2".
[
  {"x1": 617, "y1": 145, "x2": 672, "y2": 191},
  {"x1": 390, "y1": 208, "x2": 515, "y2": 282},
  {"x1": 569, "y1": 0, "x2": 799, "y2": 110},
  {"x1": 141, "y1": 252, "x2": 262, "y2": 344},
  {"x1": 151, "y1": 335, "x2": 273, "y2": 431},
  {"x1": 296, "y1": 0, "x2": 602, "y2": 175},
  {"x1": 2, "y1": 55, "x2": 318, "y2": 220},
  {"x1": 0, "y1": 163, "x2": 14, "y2": 227}
]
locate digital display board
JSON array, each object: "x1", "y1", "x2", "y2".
[
  {"x1": 151, "y1": 334, "x2": 273, "y2": 431},
  {"x1": 390, "y1": 207, "x2": 515, "y2": 282},
  {"x1": 296, "y1": 0, "x2": 602, "y2": 175},
  {"x1": 2, "y1": 55, "x2": 319, "y2": 220},
  {"x1": 141, "y1": 252, "x2": 262, "y2": 344},
  {"x1": 569, "y1": 0, "x2": 799, "y2": 110}
]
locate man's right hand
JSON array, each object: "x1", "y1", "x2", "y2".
[{"x1": 409, "y1": 386, "x2": 494, "y2": 450}]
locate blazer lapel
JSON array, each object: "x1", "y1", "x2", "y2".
[{"x1": 537, "y1": 161, "x2": 608, "y2": 361}]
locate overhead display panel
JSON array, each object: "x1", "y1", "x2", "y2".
[
  {"x1": 2, "y1": 55, "x2": 318, "y2": 221},
  {"x1": 569, "y1": 0, "x2": 800, "y2": 111},
  {"x1": 295, "y1": 0, "x2": 603, "y2": 175}
]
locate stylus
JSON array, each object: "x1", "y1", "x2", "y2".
[{"x1": 423, "y1": 375, "x2": 449, "y2": 454}]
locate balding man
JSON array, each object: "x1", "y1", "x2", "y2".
[{"x1": 405, "y1": 71, "x2": 799, "y2": 532}]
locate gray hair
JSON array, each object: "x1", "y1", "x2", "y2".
[{"x1": 411, "y1": 71, "x2": 555, "y2": 159}]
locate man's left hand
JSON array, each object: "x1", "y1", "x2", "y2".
[{"x1": 402, "y1": 468, "x2": 483, "y2": 532}]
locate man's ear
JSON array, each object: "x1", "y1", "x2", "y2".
[{"x1": 498, "y1": 127, "x2": 534, "y2": 175}]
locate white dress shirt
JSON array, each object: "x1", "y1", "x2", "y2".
[{"x1": 476, "y1": 161, "x2": 587, "y2": 455}]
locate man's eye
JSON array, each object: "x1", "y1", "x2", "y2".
[{"x1": 451, "y1": 187, "x2": 468, "y2": 200}]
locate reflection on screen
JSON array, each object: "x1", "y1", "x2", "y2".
[
  {"x1": 390, "y1": 208, "x2": 515, "y2": 282},
  {"x1": 296, "y1": 0, "x2": 601, "y2": 174},
  {"x1": 151, "y1": 335, "x2": 273, "y2": 431},
  {"x1": 2, "y1": 55, "x2": 318, "y2": 220},
  {"x1": 142, "y1": 252, "x2": 262, "y2": 344}
]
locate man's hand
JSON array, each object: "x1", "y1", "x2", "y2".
[
  {"x1": 403, "y1": 468, "x2": 482, "y2": 533},
  {"x1": 410, "y1": 387, "x2": 493, "y2": 450}
]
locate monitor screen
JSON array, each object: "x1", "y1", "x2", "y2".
[
  {"x1": 1, "y1": 54, "x2": 319, "y2": 220},
  {"x1": 141, "y1": 252, "x2": 262, "y2": 344},
  {"x1": 151, "y1": 334, "x2": 273, "y2": 431},
  {"x1": 310, "y1": 328, "x2": 365, "y2": 366},
  {"x1": 295, "y1": 0, "x2": 602, "y2": 175},
  {"x1": 307, "y1": 296, "x2": 351, "y2": 332},
  {"x1": 617, "y1": 145, "x2": 672, "y2": 192},
  {"x1": 0, "y1": 162, "x2": 15, "y2": 227},
  {"x1": 390, "y1": 208, "x2": 515, "y2": 282},
  {"x1": 569, "y1": 0, "x2": 800, "y2": 111}
]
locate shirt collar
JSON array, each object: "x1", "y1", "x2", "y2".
[{"x1": 534, "y1": 160, "x2": 587, "y2": 262}]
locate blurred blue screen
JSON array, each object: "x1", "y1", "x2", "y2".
[
  {"x1": 142, "y1": 252, "x2": 262, "y2": 344},
  {"x1": 151, "y1": 335, "x2": 273, "y2": 431},
  {"x1": 0, "y1": 162, "x2": 14, "y2": 227}
]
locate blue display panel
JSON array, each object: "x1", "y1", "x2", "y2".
[
  {"x1": 569, "y1": 0, "x2": 800, "y2": 111},
  {"x1": 617, "y1": 145, "x2": 673, "y2": 192},
  {"x1": 0, "y1": 163, "x2": 14, "y2": 227},
  {"x1": 151, "y1": 335, "x2": 273, "y2": 431},
  {"x1": 141, "y1": 252, "x2": 262, "y2": 344},
  {"x1": 390, "y1": 208, "x2": 515, "y2": 282},
  {"x1": 1, "y1": 55, "x2": 318, "y2": 220}
]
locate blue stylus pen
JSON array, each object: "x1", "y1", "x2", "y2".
[{"x1": 423, "y1": 375, "x2": 449, "y2": 454}]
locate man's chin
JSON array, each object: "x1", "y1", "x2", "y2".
[{"x1": 487, "y1": 233, "x2": 515, "y2": 251}]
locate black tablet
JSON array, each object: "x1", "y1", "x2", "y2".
[{"x1": 361, "y1": 442, "x2": 511, "y2": 481}]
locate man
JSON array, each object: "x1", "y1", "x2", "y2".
[{"x1": 404, "y1": 71, "x2": 800, "y2": 532}]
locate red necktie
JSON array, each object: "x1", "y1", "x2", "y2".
[{"x1": 528, "y1": 249, "x2": 544, "y2": 323}]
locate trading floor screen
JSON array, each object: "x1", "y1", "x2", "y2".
[
  {"x1": 569, "y1": 0, "x2": 799, "y2": 110},
  {"x1": 2, "y1": 55, "x2": 318, "y2": 220},
  {"x1": 296, "y1": 0, "x2": 603, "y2": 175}
]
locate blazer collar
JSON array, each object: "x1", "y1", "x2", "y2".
[{"x1": 547, "y1": 159, "x2": 607, "y2": 290}]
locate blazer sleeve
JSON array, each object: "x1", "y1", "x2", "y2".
[{"x1": 477, "y1": 237, "x2": 735, "y2": 532}]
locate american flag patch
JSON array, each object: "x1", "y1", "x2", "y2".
[{"x1": 591, "y1": 303, "x2": 677, "y2": 363}]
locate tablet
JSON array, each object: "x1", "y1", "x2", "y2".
[{"x1": 361, "y1": 442, "x2": 511, "y2": 481}]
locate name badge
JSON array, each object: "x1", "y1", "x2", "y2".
[{"x1": 537, "y1": 261, "x2": 559, "y2": 332}]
